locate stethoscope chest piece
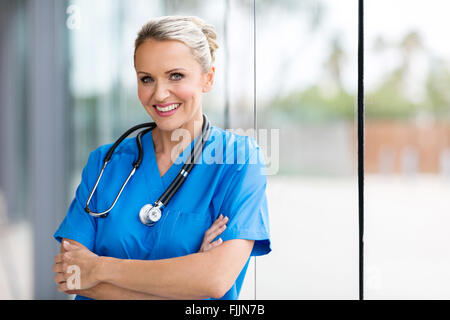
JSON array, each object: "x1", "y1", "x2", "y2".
[{"x1": 139, "y1": 202, "x2": 163, "y2": 226}]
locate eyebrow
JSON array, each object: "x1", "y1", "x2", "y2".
[{"x1": 137, "y1": 68, "x2": 186, "y2": 75}]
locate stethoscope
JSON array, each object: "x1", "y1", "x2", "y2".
[{"x1": 84, "y1": 114, "x2": 211, "y2": 226}]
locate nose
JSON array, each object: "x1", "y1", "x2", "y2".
[{"x1": 153, "y1": 81, "x2": 170, "y2": 102}]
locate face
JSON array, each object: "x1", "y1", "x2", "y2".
[{"x1": 134, "y1": 39, "x2": 215, "y2": 132}]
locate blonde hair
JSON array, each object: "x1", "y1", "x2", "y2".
[{"x1": 134, "y1": 15, "x2": 219, "y2": 73}]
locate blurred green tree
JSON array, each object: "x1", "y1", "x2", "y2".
[
  {"x1": 270, "y1": 35, "x2": 354, "y2": 123},
  {"x1": 424, "y1": 58, "x2": 450, "y2": 120},
  {"x1": 271, "y1": 29, "x2": 450, "y2": 123}
]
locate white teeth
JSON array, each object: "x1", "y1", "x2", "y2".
[{"x1": 155, "y1": 103, "x2": 180, "y2": 112}]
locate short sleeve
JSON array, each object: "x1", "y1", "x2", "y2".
[
  {"x1": 219, "y1": 139, "x2": 271, "y2": 256},
  {"x1": 53, "y1": 149, "x2": 101, "y2": 251}
]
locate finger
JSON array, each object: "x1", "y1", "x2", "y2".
[
  {"x1": 200, "y1": 237, "x2": 223, "y2": 253},
  {"x1": 200, "y1": 215, "x2": 228, "y2": 251},
  {"x1": 204, "y1": 224, "x2": 227, "y2": 244},
  {"x1": 54, "y1": 254, "x2": 63, "y2": 264},
  {"x1": 214, "y1": 224, "x2": 227, "y2": 239},
  {"x1": 64, "y1": 272, "x2": 72, "y2": 281},
  {"x1": 54, "y1": 272, "x2": 66, "y2": 284},
  {"x1": 63, "y1": 240, "x2": 77, "y2": 251},
  {"x1": 204, "y1": 225, "x2": 226, "y2": 245},
  {"x1": 222, "y1": 216, "x2": 229, "y2": 225},
  {"x1": 58, "y1": 282, "x2": 68, "y2": 292},
  {"x1": 62, "y1": 252, "x2": 73, "y2": 265},
  {"x1": 209, "y1": 237, "x2": 223, "y2": 249},
  {"x1": 206, "y1": 215, "x2": 225, "y2": 232},
  {"x1": 62, "y1": 252, "x2": 69, "y2": 263},
  {"x1": 204, "y1": 216, "x2": 228, "y2": 239},
  {"x1": 52, "y1": 262, "x2": 67, "y2": 273},
  {"x1": 212, "y1": 216, "x2": 228, "y2": 229}
]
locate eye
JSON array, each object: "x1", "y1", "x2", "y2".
[
  {"x1": 170, "y1": 72, "x2": 184, "y2": 81},
  {"x1": 140, "y1": 76, "x2": 153, "y2": 84}
]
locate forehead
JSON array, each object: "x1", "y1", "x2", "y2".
[{"x1": 134, "y1": 39, "x2": 200, "y2": 72}]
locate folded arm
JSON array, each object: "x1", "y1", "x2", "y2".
[
  {"x1": 58, "y1": 238, "x2": 253, "y2": 300},
  {"x1": 98, "y1": 239, "x2": 254, "y2": 299},
  {"x1": 54, "y1": 215, "x2": 236, "y2": 300},
  {"x1": 57, "y1": 239, "x2": 168, "y2": 300}
]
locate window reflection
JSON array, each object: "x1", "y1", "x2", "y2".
[
  {"x1": 6, "y1": 0, "x2": 446, "y2": 300},
  {"x1": 365, "y1": 0, "x2": 450, "y2": 299},
  {"x1": 255, "y1": 0, "x2": 358, "y2": 299}
]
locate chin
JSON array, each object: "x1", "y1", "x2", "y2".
[{"x1": 152, "y1": 115, "x2": 185, "y2": 132}]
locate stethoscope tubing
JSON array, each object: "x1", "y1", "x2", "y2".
[
  {"x1": 157, "y1": 118, "x2": 210, "y2": 206},
  {"x1": 84, "y1": 114, "x2": 210, "y2": 219},
  {"x1": 84, "y1": 125, "x2": 155, "y2": 217}
]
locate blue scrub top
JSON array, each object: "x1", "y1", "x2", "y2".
[{"x1": 54, "y1": 125, "x2": 271, "y2": 300}]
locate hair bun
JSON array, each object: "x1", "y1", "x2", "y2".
[
  {"x1": 188, "y1": 16, "x2": 219, "y2": 63},
  {"x1": 135, "y1": 15, "x2": 219, "y2": 71}
]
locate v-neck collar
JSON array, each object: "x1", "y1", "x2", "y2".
[{"x1": 141, "y1": 127, "x2": 212, "y2": 197}]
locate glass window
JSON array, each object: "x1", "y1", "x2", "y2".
[
  {"x1": 65, "y1": 0, "x2": 360, "y2": 300},
  {"x1": 365, "y1": 0, "x2": 450, "y2": 299},
  {"x1": 255, "y1": 0, "x2": 359, "y2": 299}
]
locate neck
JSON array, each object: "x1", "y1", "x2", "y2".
[{"x1": 152, "y1": 111, "x2": 204, "y2": 159}]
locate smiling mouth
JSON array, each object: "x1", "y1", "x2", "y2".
[{"x1": 153, "y1": 103, "x2": 181, "y2": 112}]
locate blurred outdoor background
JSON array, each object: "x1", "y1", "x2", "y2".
[{"x1": 0, "y1": 0, "x2": 449, "y2": 299}]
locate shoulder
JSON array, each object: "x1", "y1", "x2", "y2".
[{"x1": 209, "y1": 125, "x2": 264, "y2": 171}]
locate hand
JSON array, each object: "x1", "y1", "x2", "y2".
[
  {"x1": 199, "y1": 214, "x2": 229, "y2": 252},
  {"x1": 53, "y1": 241, "x2": 101, "y2": 292}
]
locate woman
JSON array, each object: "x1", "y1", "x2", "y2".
[{"x1": 53, "y1": 15, "x2": 270, "y2": 300}]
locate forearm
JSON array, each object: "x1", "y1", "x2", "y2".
[
  {"x1": 58, "y1": 238, "x2": 253, "y2": 300},
  {"x1": 68, "y1": 282, "x2": 169, "y2": 300},
  {"x1": 58, "y1": 238, "x2": 167, "y2": 300},
  {"x1": 97, "y1": 251, "x2": 228, "y2": 300}
]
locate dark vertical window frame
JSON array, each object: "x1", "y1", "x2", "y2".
[
  {"x1": 358, "y1": 0, "x2": 365, "y2": 301},
  {"x1": 249, "y1": 0, "x2": 364, "y2": 300}
]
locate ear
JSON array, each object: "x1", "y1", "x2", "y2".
[{"x1": 202, "y1": 66, "x2": 215, "y2": 93}]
